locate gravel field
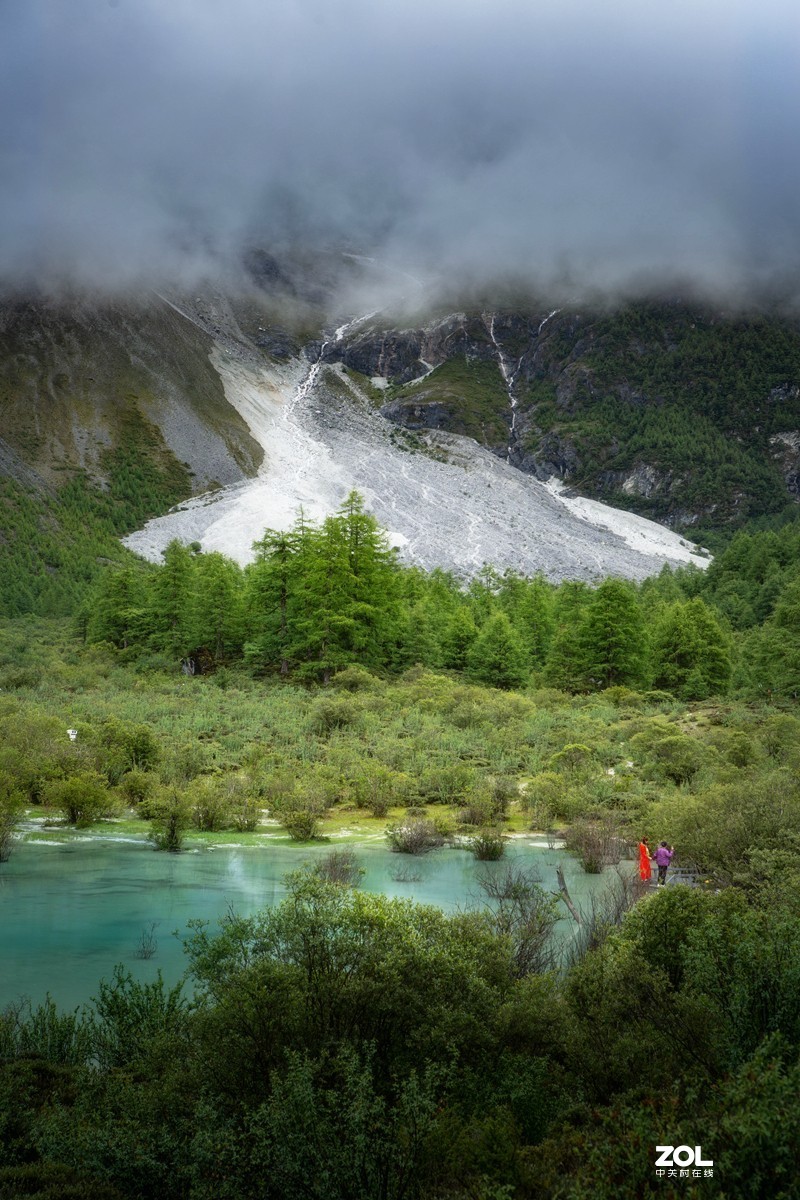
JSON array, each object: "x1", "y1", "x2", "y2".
[{"x1": 124, "y1": 339, "x2": 709, "y2": 582}]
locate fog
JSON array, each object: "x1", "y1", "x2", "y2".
[{"x1": 2, "y1": 0, "x2": 799, "y2": 305}]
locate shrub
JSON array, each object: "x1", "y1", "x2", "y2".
[
  {"x1": 601, "y1": 686, "x2": 645, "y2": 708},
  {"x1": 313, "y1": 849, "x2": 364, "y2": 886},
  {"x1": 332, "y1": 665, "x2": 381, "y2": 692},
  {"x1": 0, "y1": 665, "x2": 42, "y2": 690},
  {"x1": 257, "y1": 769, "x2": 297, "y2": 808},
  {"x1": 231, "y1": 796, "x2": 262, "y2": 832},
  {"x1": 524, "y1": 771, "x2": 563, "y2": 824},
  {"x1": 149, "y1": 788, "x2": 191, "y2": 852},
  {"x1": 456, "y1": 790, "x2": 495, "y2": 827},
  {"x1": 386, "y1": 818, "x2": 445, "y2": 854},
  {"x1": 44, "y1": 772, "x2": 112, "y2": 827},
  {"x1": 548, "y1": 744, "x2": 594, "y2": 776},
  {"x1": 161, "y1": 742, "x2": 211, "y2": 785},
  {"x1": 308, "y1": 696, "x2": 361, "y2": 735},
  {"x1": 646, "y1": 734, "x2": 710, "y2": 784},
  {"x1": 117, "y1": 767, "x2": 156, "y2": 806},
  {"x1": 417, "y1": 762, "x2": 476, "y2": 804},
  {"x1": 467, "y1": 827, "x2": 507, "y2": 860},
  {"x1": 281, "y1": 807, "x2": 322, "y2": 842},
  {"x1": 489, "y1": 774, "x2": 519, "y2": 813},
  {"x1": 190, "y1": 778, "x2": 231, "y2": 832},
  {"x1": 350, "y1": 763, "x2": 411, "y2": 817},
  {"x1": 564, "y1": 816, "x2": 624, "y2": 873},
  {"x1": 477, "y1": 866, "x2": 559, "y2": 976},
  {"x1": 0, "y1": 773, "x2": 24, "y2": 862},
  {"x1": 98, "y1": 716, "x2": 159, "y2": 782}
]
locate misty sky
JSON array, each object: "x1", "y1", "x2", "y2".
[{"x1": 1, "y1": 0, "x2": 799, "y2": 302}]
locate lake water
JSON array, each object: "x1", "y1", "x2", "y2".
[{"x1": 0, "y1": 838, "x2": 619, "y2": 1009}]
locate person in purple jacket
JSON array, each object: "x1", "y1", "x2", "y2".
[{"x1": 653, "y1": 841, "x2": 674, "y2": 886}]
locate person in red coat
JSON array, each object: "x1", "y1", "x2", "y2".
[{"x1": 638, "y1": 838, "x2": 652, "y2": 882}]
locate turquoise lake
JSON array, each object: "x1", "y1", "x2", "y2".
[{"x1": 0, "y1": 837, "x2": 619, "y2": 1009}]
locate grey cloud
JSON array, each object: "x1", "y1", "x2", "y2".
[{"x1": 1, "y1": 0, "x2": 799, "y2": 303}]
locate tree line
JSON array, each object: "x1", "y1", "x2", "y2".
[{"x1": 77, "y1": 488, "x2": 800, "y2": 699}]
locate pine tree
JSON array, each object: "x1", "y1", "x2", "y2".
[
  {"x1": 87, "y1": 567, "x2": 148, "y2": 649},
  {"x1": 189, "y1": 552, "x2": 243, "y2": 663},
  {"x1": 397, "y1": 600, "x2": 442, "y2": 668},
  {"x1": 147, "y1": 540, "x2": 194, "y2": 659},
  {"x1": 244, "y1": 526, "x2": 306, "y2": 674},
  {"x1": 580, "y1": 578, "x2": 648, "y2": 689},
  {"x1": 652, "y1": 597, "x2": 732, "y2": 698},
  {"x1": 744, "y1": 579, "x2": 800, "y2": 698},
  {"x1": 251, "y1": 493, "x2": 400, "y2": 681},
  {"x1": 543, "y1": 581, "x2": 591, "y2": 691},
  {"x1": 516, "y1": 577, "x2": 555, "y2": 667},
  {"x1": 466, "y1": 611, "x2": 528, "y2": 689},
  {"x1": 440, "y1": 607, "x2": 478, "y2": 671}
]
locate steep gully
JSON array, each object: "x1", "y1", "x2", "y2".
[{"x1": 484, "y1": 308, "x2": 560, "y2": 461}]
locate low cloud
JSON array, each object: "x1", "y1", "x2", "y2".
[{"x1": 2, "y1": 0, "x2": 799, "y2": 305}]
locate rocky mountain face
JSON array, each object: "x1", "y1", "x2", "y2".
[
  {"x1": 325, "y1": 301, "x2": 800, "y2": 534},
  {"x1": 0, "y1": 293, "x2": 262, "y2": 494},
  {"x1": 2, "y1": 266, "x2": 799, "y2": 613}
]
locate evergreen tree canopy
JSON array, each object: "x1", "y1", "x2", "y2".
[
  {"x1": 466, "y1": 611, "x2": 529, "y2": 690},
  {"x1": 580, "y1": 578, "x2": 648, "y2": 688},
  {"x1": 652, "y1": 597, "x2": 732, "y2": 699}
]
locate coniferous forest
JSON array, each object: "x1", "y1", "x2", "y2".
[{"x1": 2, "y1": 489, "x2": 800, "y2": 1199}]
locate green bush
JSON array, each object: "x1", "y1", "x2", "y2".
[
  {"x1": 386, "y1": 817, "x2": 445, "y2": 854},
  {"x1": 467, "y1": 827, "x2": 507, "y2": 860},
  {"x1": 230, "y1": 795, "x2": 262, "y2": 832},
  {"x1": 190, "y1": 778, "x2": 231, "y2": 832},
  {"x1": 308, "y1": 696, "x2": 361, "y2": 735},
  {"x1": 280, "y1": 807, "x2": 322, "y2": 842},
  {"x1": 149, "y1": 787, "x2": 191, "y2": 851},
  {"x1": 635, "y1": 732, "x2": 711, "y2": 784},
  {"x1": 117, "y1": 767, "x2": 156, "y2": 806},
  {"x1": 0, "y1": 772, "x2": 24, "y2": 863},
  {"x1": 43, "y1": 773, "x2": 113, "y2": 827}
]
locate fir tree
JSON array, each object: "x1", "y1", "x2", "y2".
[
  {"x1": 147, "y1": 540, "x2": 194, "y2": 659},
  {"x1": 466, "y1": 611, "x2": 528, "y2": 689},
  {"x1": 87, "y1": 567, "x2": 148, "y2": 650},
  {"x1": 652, "y1": 597, "x2": 732, "y2": 698},
  {"x1": 580, "y1": 578, "x2": 648, "y2": 688},
  {"x1": 189, "y1": 552, "x2": 243, "y2": 663},
  {"x1": 440, "y1": 607, "x2": 478, "y2": 671}
]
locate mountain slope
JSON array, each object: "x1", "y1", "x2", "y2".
[
  {"x1": 0, "y1": 292, "x2": 264, "y2": 613},
  {"x1": 329, "y1": 300, "x2": 800, "y2": 536},
  {"x1": 125, "y1": 334, "x2": 708, "y2": 582},
  {"x1": 6, "y1": 277, "x2": 800, "y2": 613}
]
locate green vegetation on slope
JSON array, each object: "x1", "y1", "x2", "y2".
[
  {"x1": 522, "y1": 301, "x2": 800, "y2": 533},
  {"x1": 2, "y1": 503, "x2": 800, "y2": 1195},
  {"x1": 76, "y1": 492, "x2": 800, "y2": 704},
  {"x1": 0, "y1": 403, "x2": 192, "y2": 617},
  {"x1": 389, "y1": 355, "x2": 511, "y2": 445}
]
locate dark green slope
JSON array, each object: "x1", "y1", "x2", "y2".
[{"x1": 519, "y1": 301, "x2": 800, "y2": 534}]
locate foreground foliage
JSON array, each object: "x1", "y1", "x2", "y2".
[{"x1": 2, "y1": 866, "x2": 800, "y2": 1199}]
